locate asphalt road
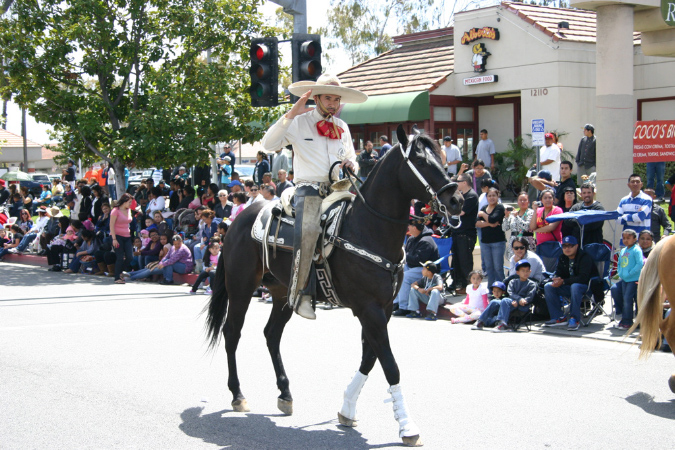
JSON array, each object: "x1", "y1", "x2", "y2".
[{"x1": 1, "y1": 262, "x2": 674, "y2": 449}]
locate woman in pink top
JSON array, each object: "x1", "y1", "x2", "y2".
[
  {"x1": 529, "y1": 189, "x2": 563, "y2": 245},
  {"x1": 449, "y1": 270, "x2": 489, "y2": 323},
  {"x1": 110, "y1": 193, "x2": 134, "y2": 283}
]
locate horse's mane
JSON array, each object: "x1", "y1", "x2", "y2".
[{"x1": 378, "y1": 131, "x2": 442, "y2": 164}]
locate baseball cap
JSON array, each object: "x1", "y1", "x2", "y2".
[
  {"x1": 443, "y1": 136, "x2": 452, "y2": 142},
  {"x1": 223, "y1": 156, "x2": 232, "y2": 162},
  {"x1": 562, "y1": 186, "x2": 576, "y2": 193},
  {"x1": 491, "y1": 281, "x2": 506, "y2": 291},
  {"x1": 538, "y1": 170, "x2": 553, "y2": 181},
  {"x1": 421, "y1": 261, "x2": 439, "y2": 274},
  {"x1": 227, "y1": 180, "x2": 243, "y2": 188},
  {"x1": 515, "y1": 259, "x2": 531, "y2": 271},
  {"x1": 584, "y1": 124, "x2": 594, "y2": 132},
  {"x1": 562, "y1": 236, "x2": 578, "y2": 246},
  {"x1": 544, "y1": 133, "x2": 554, "y2": 139}
]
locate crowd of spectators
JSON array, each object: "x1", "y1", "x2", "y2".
[{"x1": 0, "y1": 153, "x2": 294, "y2": 292}]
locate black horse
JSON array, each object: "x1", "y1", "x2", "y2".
[{"x1": 205, "y1": 125, "x2": 463, "y2": 446}]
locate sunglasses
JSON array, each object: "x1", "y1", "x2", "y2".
[
  {"x1": 218, "y1": 194, "x2": 227, "y2": 197},
  {"x1": 250, "y1": 189, "x2": 258, "y2": 192},
  {"x1": 512, "y1": 246, "x2": 526, "y2": 250}
]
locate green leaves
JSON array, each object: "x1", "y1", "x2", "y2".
[{"x1": 1, "y1": 0, "x2": 277, "y2": 168}]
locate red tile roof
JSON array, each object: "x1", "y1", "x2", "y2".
[
  {"x1": 338, "y1": 34, "x2": 454, "y2": 96},
  {"x1": 0, "y1": 128, "x2": 43, "y2": 148},
  {"x1": 502, "y1": 1, "x2": 641, "y2": 44}
]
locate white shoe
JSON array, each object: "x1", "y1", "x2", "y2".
[
  {"x1": 296, "y1": 297, "x2": 316, "y2": 320},
  {"x1": 204, "y1": 287, "x2": 212, "y2": 295}
]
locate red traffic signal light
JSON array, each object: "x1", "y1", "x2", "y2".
[
  {"x1": 249, "y1": 37, "x2": 279, "y2": 107},
  {"x1": 292, "y1": 33, "x2": 322, "y2": 84}
]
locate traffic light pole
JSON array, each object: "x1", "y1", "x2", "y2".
[{"x1": 268, "y1": 0, "x2": 307, "y2": 33}]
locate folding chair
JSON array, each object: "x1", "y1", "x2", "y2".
[
  {"x1": 579, "y1": 243, "x2": 613, "y2": 326},
  {"x1": 536, "y1": 241, "x2": 562, "y2": 273},
  {"x1": 496, "y1": 274, "x2": 536, "y2": 332},
  {"x1": 432, "y1": 235, "x2": 453, "y2": 296}
]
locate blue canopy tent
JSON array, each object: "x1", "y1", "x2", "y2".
[{"x1": 546, "y1": 210, "x2": 620, "y2": 248}]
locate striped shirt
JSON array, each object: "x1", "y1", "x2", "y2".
[{"x1": 616, "y1": 191, "x2": 652, "y2": 234}]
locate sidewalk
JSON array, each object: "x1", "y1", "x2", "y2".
[
  {"x1": 437, "y1": 287, "x2": 641, "y2": 345},
  {"x1": 2, "y1": 253, "x2": 201, "y2": 286}
]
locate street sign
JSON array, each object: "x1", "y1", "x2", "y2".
[{"x1": 532, "y1": 119, "x2": 545, "y2": 146}]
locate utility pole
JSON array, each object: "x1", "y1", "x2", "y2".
[
  {"x1": 21, "y1": 106, "x2": 27, "y2": 171},
  {"x1": 269, "y1": 0, "x2": 307, "y2": 33}
]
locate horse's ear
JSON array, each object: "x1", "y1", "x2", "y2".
[
  {"x1": 396, "y1": 125, "x2": 408, "y2": 148},
  {"x1": 412, "y1": 124, "x2": 420, "y2": 135}
]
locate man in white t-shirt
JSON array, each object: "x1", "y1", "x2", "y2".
[
  {"x1": 474, "y1": 129, "x2": 495, "y2": 172},
  {"x1": 442, "y1": 136, "x2": 462, "y2": 175},
  {"x1": 540, "y1": 133, "x2": 561, "y2": 182}
]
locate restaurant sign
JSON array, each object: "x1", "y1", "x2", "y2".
[
  {"x1": 633, "y1": 120, "x2": 675, "y2": 162},
  {"x1": 461, "y1": 27, "x2": 500, "y2": 45},
  {"x1": 663, "y1": 1, "x2": 675, "y2": 26},
  {"x1": 463, "y1": 75, "x2": 498, "y2": 85}
]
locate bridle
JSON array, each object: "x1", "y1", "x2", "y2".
[{"x1": 340, "y1": 136, "x2": 461, "y2": 227}]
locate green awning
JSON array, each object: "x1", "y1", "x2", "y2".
[{"x1": 339, "y1": 91, "x2": 430, "y2": 125}]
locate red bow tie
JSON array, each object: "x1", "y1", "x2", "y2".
[{"x1": 316, "y1": 119, "x2": 344, "y2": 140}]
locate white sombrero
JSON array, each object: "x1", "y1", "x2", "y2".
[{"x1": 288, "y1": 74, "x2": 368, "y2": 104}]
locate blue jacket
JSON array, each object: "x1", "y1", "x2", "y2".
[{"x1": 617, "y1": 244, "x2": 644, "y2": 282}]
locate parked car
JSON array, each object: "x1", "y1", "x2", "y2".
[
  {"x1": 236, "y1": 164, "x2": 255, "y2": 183},
  {"x1": 48, "y1": 174, "x2": 62, "y2": 183},
  {"x1": 18, "y1": 174, "x2": 50, "y2": 197}
]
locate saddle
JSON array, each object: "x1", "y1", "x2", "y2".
[
  {"x1": 251, "y1": 185, "x2": 354, "y2": 257},
  {"x1": 251, "y1": 185, "x2": 354, "y2": 307}
]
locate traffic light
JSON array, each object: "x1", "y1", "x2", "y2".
[
  {"x1": 291, "y1": 33, "x2": 322, "y2": 84},
  {"x1": 249, "y1": 37, "x2": 279, "y2": 107}
]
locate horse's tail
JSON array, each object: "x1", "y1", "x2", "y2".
[
  {"x1": 204, "y1": 259, "x2": 229, "y2": 350},
  {"x1": 629, "y1": 238, "x2": 665, "y2": 359}
]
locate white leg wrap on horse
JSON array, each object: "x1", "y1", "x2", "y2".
[
  {"x1": 339, "y1": 371, "x2": 368, "y2": 421},
  {"x1": 385, "y1": 384, "x2": 420, "y2": 438}
]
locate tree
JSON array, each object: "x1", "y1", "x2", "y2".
[
  {"x1": 318, "y1": 0, "x2": 434, "y2": 67},
  {"x1": 0, "y1": 0, "x2": 280, "y2": 197}
]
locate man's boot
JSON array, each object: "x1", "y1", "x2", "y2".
[
  {"x1": 288, "y1": 186, "x2": 323, "y2": 320},
  {"x1": 107, "y1": 264, "x2": 115, "y2": 277}
]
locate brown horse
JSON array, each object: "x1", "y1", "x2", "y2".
[{"x1": 629, "y1": 236, "x2": 675, "y2": 392}]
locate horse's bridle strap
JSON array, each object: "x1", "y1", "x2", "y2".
[{"x1": 328, "y1": 235, "x2": 402, "y2": 274}]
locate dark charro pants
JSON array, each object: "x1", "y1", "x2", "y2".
[
  {"x1": 288, "y1": 184, "x2": 323, "y2": 307},
  {"x1": 451, "y1": 232, "x2": 476, "y2": 289}
]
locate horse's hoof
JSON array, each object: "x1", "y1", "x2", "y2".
[
  {"x1": 337, "y1": 412, "x2": 358, "y2": 427},
  {"x1": 232, "y1": 399, "x2": 250, "y2": 412},
  {"x1": 402, "y1": 435, "x2": 423, "y2": 447},
  {"x1": 668, "y1": 375, "x2": 675, "y2": 394},
  {"x1": 277, "y1": 398, "x2": 293, "y2": 415}
]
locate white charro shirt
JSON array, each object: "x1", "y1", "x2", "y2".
[{"x1": 261, "y1": 109, "x2": 358, "y2": 184}]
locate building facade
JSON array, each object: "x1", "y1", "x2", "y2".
[{"x1": 338, "y1": 2, "x2": 675, "y2": 161}]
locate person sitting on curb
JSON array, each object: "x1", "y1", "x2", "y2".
[
  {"x1": 392, "y1": 220, "x2": 439, "y2": 316},
  {"x1": 448, "y1": 270, "x2": 488, "y2": 324},
  {"x1": 187, "y1": 242, "x2": 221, "y2": 295},
  {"x1": 471, "y1": 281, "x2": 507, "y2": 329},
  {"x1": 473, "y1": 260, "x2": 538, "y2": 332},
  {"x1": 405, "y1": 261, "x2": 445, "y2": 321},
  {"x1": 542, "y1": 235, "x2": 599, "y2": 331}
]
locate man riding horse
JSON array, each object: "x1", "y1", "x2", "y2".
[{"x1": 261, "y1": 74, "x2": 368, "y2": 319}]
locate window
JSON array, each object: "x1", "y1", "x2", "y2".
[
  {"x1": 456, "y1": 107, "x2": 474, "y2": 122},
  {"x1": 433, "y1": 106, "x2": 453, "y2": 121}
]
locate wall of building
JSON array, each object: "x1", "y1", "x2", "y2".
[
  {"x1": 478, "y1": 103, "x2": 514, "y2": 153},
  {"x1": 641, "y1": 99, "x2": 675, "y2": 120}
]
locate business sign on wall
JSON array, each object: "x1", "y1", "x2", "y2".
[
  {"x1": 633, "y1": 120, "x2": 675, "y2": 162},
  {"x1": 463, "y1": 75, "x2": 498, "y2": 85},
  {"x1": 663, "y1": 0, "x2": 675, "y2": 26},
  {"x1": 461, "y1": 26, "x2": 499, "y2": 81}
]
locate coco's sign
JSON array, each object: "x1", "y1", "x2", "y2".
[{"x1": 460, "y1": 27, "x2": 500, "y2": 45}]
